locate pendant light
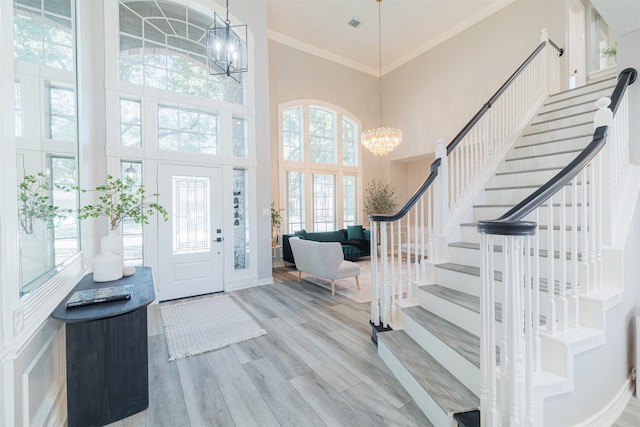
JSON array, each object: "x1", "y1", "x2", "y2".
[
  {"x1": 207, "y1": 0, "x2": 248, "y2": 83},
  {"x1": 361, "y1": 0, "x2": 402, "y2": 157}
]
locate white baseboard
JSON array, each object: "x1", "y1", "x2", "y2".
[{"x1": 574, "y1": 377, "x2": 633, "y2": 427}]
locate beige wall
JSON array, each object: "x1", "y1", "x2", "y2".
[
  {"x1": 269, "y1": 1, "x2": 567, "y2": 216},
  {"x1": 383, "y1": 0, "x2": 566, "y2": 161}
]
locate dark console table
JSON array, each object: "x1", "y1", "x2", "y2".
[{"x1": 52, "y1": 267, "x2": 155, "y2": 427}]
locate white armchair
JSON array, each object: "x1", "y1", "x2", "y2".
[{"x1": 288, "y1": 237, "x2": 361, "y2": 296}]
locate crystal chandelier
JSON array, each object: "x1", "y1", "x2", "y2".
[
  {"x1": 361, "y1": 0, "x2": 402, "y2": 157},
  {"x1": 207, "y1": 0, "x2": 248, "y2": 83}
]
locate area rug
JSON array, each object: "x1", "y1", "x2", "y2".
[
  {"x1": 159, "y1": 294, "x2": 266, "y2": 361},
  {"x1": 286, "y1": 260, "x2": 407, "y2": 304}
]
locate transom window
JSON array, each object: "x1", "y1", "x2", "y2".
[
  {"x1": 118, "y1": 0, "x2": 244, "y2": 104},
  {"x1": 279, "y1": 101, "x2": 361, "y2": 233},
  {"x1": 158, "y1": 105, "x2": 217, "y2": 154}
]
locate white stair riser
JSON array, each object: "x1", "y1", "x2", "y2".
[
  {"x1": 448, "y1": 245, "x2": 583, "y2": 277},
  {"x1": 419, "y1": 287, "x2": 482, "y2": 336},
  {"x1": 488, "y1": 169, "x2": 562, "y2": 187},
  {"x1": 378, "y1": 338, "x2": 450, "y2": 427},
  {"x1": 480, "y1": 185, "x2": 582, "y2": 205},
  {"x1": 433, "y1": 266, "x2": 571, "y2": 326},
  {"x1": 418, "y1": 286, "x2": 505, "y2": 338},
  {"x1": 460, "y1": 225, "x2": 481, "y2": 244},
  {"x1": 542, "y1": 81, "x2": 615, "y2": 107},
  {"x1": 526, "y1": 111, "x2": 595, "y2": 133},
  {"x1": 402, "y1": 314, "x2": 481, "y2": 396},
  {"x1": 534, "y1": 102, "x2": 597, "y2": 123},
  {"x1": 512, "y1": 137, "x2": 590, "y2": 158},
  {"x1": 501, "y1": 151, "x2": 583, "y2": 172},
  {"x1": 435, "y1": 267, "x2": 480, "y2": 297},
  {"x1": 520, "y1": 123, "x2": 593, "y2": 145}
]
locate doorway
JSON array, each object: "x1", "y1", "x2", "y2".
[{"x1": 157, "y1": 164, "x2": 224, "y2": 301}]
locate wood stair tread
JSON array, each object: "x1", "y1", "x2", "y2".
[
  {"x1": 378, "y1": 330, "x2": 480, "y2": 415},
  {"x1": 403, "y1": 306, "x2": 480, "y2": 368}
]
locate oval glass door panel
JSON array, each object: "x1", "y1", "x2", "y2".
[{"x1": 158, "y1": 164, "x2": 223, "y2": 301}]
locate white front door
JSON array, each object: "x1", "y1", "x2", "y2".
[{"x1": 157, "y1": 164, "x2": 224, "y2": 301}]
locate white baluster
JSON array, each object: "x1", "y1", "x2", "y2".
[
  {"x1": 580, "y1": 168, "x2": 591, "y2": 294},
  {"x1": 533, "y1": 210, "x2": 541, "y2": 372},
  {"x1": 380, "y1": 222, "x2": 389, "y2": 327},
  {"x1": 588, "y1": 164, "x2": 597, "y2": 291},
  {"x1": 559, "y1": 187, "x2": 568, "y2": 332},
  {"x1": 390, "y1": 221, "x2": 397, "y2": 322},
  {"x1": 547, "y1": 194, "x2": 556, "y2": 335},
  {"x1": 571, "y1": 179, "x2": 580, "y2": 329},
  {"x1": 371, "y1": 220, "x2": 380, "y2": 326}
]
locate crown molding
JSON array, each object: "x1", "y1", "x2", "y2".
[
  {"x1": 269, "y1": 0, "x2": 516, "y2": 77},
  {"x1": 268, "y1": 30, "x2": 379, "y2": 77}
]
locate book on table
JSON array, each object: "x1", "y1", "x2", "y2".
[{"x1": 66, "y1": 285, "x2": 134, "y2": 308}]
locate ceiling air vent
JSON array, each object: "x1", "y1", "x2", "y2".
[{"x1": 348, "y1": 18, "x2": 361, "y2": 28}]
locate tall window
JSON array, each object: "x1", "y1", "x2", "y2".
[
  {"x1": 120, "y1": 161, "x2": 143, "y2": 266},
  {"x1": 15, "y1": 81, "x2": 21, "y2": 137},
  {"x1": 279, "y1": 101, "x2": 361, "y2": 233},
  {"x1": 48, "y1": 86, "x2": 76, "y2": 141},
  {"x1": 589, "y1": 9, "x2": 617, "y2": 73},
  {"x1": 343, "y1": 175, "x2": 357, "y2": 227},
  {"x1": 286, "y1": 171, "x2": 304, "y2": 233},
  {"x1": 14, "y1": 0, "x2": 79, "y2": 294},
  {"x1": 120, "y1": 99, "x2": 141, "y2": 147}
]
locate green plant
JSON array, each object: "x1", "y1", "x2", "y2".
[
  {"x1": 77, "y1": 175, "x2": 168, "y2": 230},
  {"x1": 18, "y1": 172, "x2": 68, "y2": 234},
  {"x1": 364, "y1": 178, "x2": 399, "y2": 216},
  {"x1": 271, "y1": 201, "x2": 283, "y2": 229},
  {"x1": 600, "y1": 44, "x2": 617, "y2": 58}
]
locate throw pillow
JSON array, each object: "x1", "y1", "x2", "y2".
[
  {"x1": 295, "y1": 229, "x2": 307, "y2": 239},
  {"x1": 347, "y1": 225, "x2": 364, "y2": 240}
]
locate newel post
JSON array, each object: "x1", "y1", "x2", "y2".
[
  {"x1": 540, "y1": 28, "x2": 559, "y2": 95},
  {"x1": 433, "y1": 138, "x2": 449, "y2": 263}
]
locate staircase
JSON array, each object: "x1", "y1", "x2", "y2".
[{"x1": 376, "y1": 77, "x2": 619, "y2": 426}]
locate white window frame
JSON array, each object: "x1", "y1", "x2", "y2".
[
  {"x1": 278, "y1": 99, "x2": 362, "y2": 234},
  {"x1": 103, "y1": 0, "x2": 258, "y2": 289}
]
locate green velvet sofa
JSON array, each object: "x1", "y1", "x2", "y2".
[{"x1": 282, "y1": 227, "x2": 370, "y2": 265}]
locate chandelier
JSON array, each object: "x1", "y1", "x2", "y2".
[
  {"x1": 361, "y1": 0, "x2": 402, "y2": 157},
  {"x1": 207, "y1": 0, "x2": 248, "y2": 83}
]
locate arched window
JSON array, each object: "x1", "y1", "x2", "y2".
[
  {"x1": 118, "y1": 0, "x2": 243, "y2": 104},
  {"x1": 279, "y1": 100, "x2": 362, "y2": 234}
]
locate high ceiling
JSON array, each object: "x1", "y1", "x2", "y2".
[{"x1": 267, "y1": 0, "x2": 514, "y2": 76}]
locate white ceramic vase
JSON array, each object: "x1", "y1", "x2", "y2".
[{"x1": 93, "y1": 230, "x2": 124, "y2": 282}]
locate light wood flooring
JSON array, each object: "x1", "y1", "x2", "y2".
[
  {"x1": 105, "y1": 267, "x2": 433, "y2": 427},
  {"x1": 103, "y1": 266, "x2": 640, "y2": 427}
]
